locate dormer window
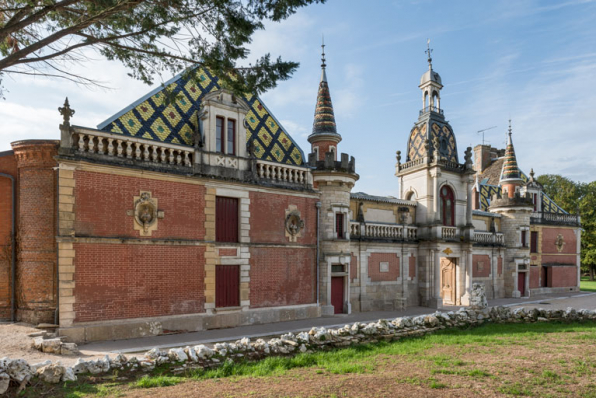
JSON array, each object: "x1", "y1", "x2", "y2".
[{"x1": 215, "y1": 116, "x2": 236, "y2": 156}]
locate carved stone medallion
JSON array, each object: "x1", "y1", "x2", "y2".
[
  {"x1": 285, "y1": 205, "x2": 305, "y2": 242},
  {"x1": 127, "y1": 191, "x2": 164, "y2": 236},
  {"x1": 555, "y1": 234, "x2": 566, "y2": 253}
]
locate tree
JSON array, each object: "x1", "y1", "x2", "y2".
[
  {"x1": 536, "y1": 174, "x2": 582, "y2": 213},
  {"x1": 580, "y1": 182, "x2": 596, "y2": 280},
  {"x1": 0, "y1": 0, "x2": 324, "y2": 96}
]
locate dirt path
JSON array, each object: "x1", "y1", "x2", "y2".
[{"x1": 0, "y1": 323, "x2": 111, "y2": 366}]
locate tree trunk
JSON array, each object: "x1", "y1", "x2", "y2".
[{"x1": 590, "y1": 264, "x2": 595, "y2": 281}]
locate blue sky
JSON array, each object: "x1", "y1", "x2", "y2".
[{"x1": 2, "y1": 0, "x2": 595, "y2": 197}]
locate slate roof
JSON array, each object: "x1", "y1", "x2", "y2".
[{"x1": 351, "y1": 192, "x2": 416, "y2": 206}]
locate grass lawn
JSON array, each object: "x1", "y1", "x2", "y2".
[
  {"x1": 14, "y1": 322, "x2": 596, "y2": 398},
  {"x1": 581, "y1": 277, "x2": 596, "y2": 292}
]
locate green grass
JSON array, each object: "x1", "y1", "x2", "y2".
[
  {"x1": 20, "y1": 321, "x2": 596, "y2": 397},
  {"x1": 580, "y1": 277, "x2": 596, "y2": 292},
  {"x1": 135, "y1": 375, "x2": 185, "y2": 388}
]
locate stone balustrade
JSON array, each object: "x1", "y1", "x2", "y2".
[
  {"x1": 472, "y1": 231, "x2": 504, "y2": 245},
  {"x1": 441, "y1": 226, "x2": 457, "y2": 240},
  {"x1": 350, "y1": 221, "x2": 417, "y2": 241},
  {"x1": 530, "y1": 211, "x2": 581, "y2": 227},
  {"x1": 256, "y1": 159, "x2": 312, "y2": 185},
  {"x1": 70, "y1": 128, "x2": 193, "y2": 167}
]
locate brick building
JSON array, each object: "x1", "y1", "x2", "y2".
[{"x1": 0, "y1": 46, "x2": 581, "y2": 342}]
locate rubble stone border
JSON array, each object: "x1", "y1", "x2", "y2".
[{"x1": 2, "y1": 305, "x2": 596, "y2": 394}]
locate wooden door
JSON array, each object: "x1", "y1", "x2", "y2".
[
  {"x1": 518, "y1": 272, "x2": 526, "y2": 296},
  {"x1": 216, "y1": 265, "x2": 240, "y2": 308},
  {"x1": 331, "y1": 277, "x2": 344, "y2": 314},
  {"x1": 440, "y1": 258, "x2": 456, "y2": 305}
]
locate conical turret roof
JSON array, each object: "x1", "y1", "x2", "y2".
[
  {"x1": 309, "y1": 42, "x2": 340, "y2": 141},
  {"x1": 500, "y1": 122, "x2": 523, "y2": 183}
]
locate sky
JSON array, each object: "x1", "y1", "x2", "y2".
[{"x1": 2, "y1": 0, "x2": 596, "y2": 198}]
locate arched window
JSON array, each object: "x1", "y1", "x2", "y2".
[
  {"x1": 440, "y1": 185, "x2": 455, "y2": 226},
  {"x1": 424, "y1": 91, "x2": 429, "y2": 109},
  {"x1": 432, "y1": 90, "x2": 440, "y2": 111}
]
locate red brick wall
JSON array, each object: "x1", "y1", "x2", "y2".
[
  {"x1": 498, "y1": 256, "x2": 503, "y2": 276},
  {"x1": 312, "y1": 141, "x2": 337, "y2": 161},
  {"x1": 350, "y1": 254, "x2": 358, "y2": 282},
  {"x1": 368, "y1": 253, "x2": 399, "y2": 282},
  {"x1": 73, "y1": 243, "x2": 205, "y2": 322},
  {"x1": 548, "y1": 266, "x2": 577, "y2": 288},
  {"x1": 12, "y1": 141, "x2": 58, "y2": 324},
  {"x1": 74, "y1": 171, "x2": 205, "y2": 239},
  {"x1": 0, "y1": 153, "x2": 17, "y2": 320},
  {"x1": 472, "y1": 255, "x2": 491, "y2": 278},
  {"x1": 541, "y1": 228, "x2": 577, "y2": 254},
  {"x1": 530, "y1": 266, "x2": 540, "y2": 289},
  {"x1": 409, "y1": 256, "x2": 416, "y2": 279},
  {"x1": 542, "y1": 255, "x2": 577, "y2": 265},
  {"x1": 249, "y1": 247, "x2": 315, "y2": 308},
  {"x1": 249, "y1": 192, "x2": 317, "y2": 245}
]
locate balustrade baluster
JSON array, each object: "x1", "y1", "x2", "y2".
[
  {"x1": 88, "y1": 135, "x2": 95, "y2": 153},
  {"x1": 78, "y1": 134, "x2": 85, "y2": 152},
  {"x1": 117, "y1": 140, "x2": 124, "y2": 157},
  {"x1": 97, "y1": 137, "x2": 104, "y2": 154}
]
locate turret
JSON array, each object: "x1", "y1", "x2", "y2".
[
  {"x1": 307, "y1": 40, "x2": 341, "y2": 161},
  {"x1": 499, "y1": 120, "x2": 524, "y2": 198}
]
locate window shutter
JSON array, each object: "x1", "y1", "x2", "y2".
[{"x1": 216, "y1": 197, "x2": 239, "y2": 242}]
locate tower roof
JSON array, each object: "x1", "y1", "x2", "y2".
[
  {"x1": 308, "y1": 40, "x2": 340, "y2": 142},
  {"x1": 500, "y1": 121, "x2": 523, "y2": 183}
]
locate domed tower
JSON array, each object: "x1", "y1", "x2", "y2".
[
  {"x1": 308, "y1": 42, "x2": 358, "y2": 316},
  {"x1": 395, "y1": 41, "x2": 475, "y2": 308},
  {"x1": 307, "y1": 41, "x2": 341, "y2": 161}
]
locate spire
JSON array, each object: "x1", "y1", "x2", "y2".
[
  {"x1": 310, "y1": 38, "x2": 338, "y2": 138},
  {"x1": 500, "y1": 119, "x2": 522, "y2": 183}
]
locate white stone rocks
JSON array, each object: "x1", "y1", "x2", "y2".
[
  {"x1": 168, "y1": 348, "x2": 188, "y2": 363},
  {"x1": 469, "y1": 283, "x2": 488, "y2": 309},
  {"x1": 72, "y1": 358, "x2": 89, "y2": 374},
  {"x1": 6, "y1": 359, "x2": 32, "y2": 383},
  {"x1": 41, "y1": 338, "x2": 62, "y2": 354},
  {"x1": 0, "y1": 372, "x2": 9, "y2": 395},
  {"x1": 195, "y1": 345, "x2": 214, "y2": 359},
  {"x1": 36, "y1": 364, "x2": 65, "y2": 384},
  {"x1": 62, "y1": 367, "x2": 77, "y2": 382},
  {"x1": 185, "y1": 346, "x2": 198, "y2": 362},
  {"x1": 61, "y1": 343, "x2": 79, "y2": 356}
]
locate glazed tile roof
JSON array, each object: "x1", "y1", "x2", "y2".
[
  {"x1": 500, "y1": 133, "x2": 522, "y2": 182},
  {"x1": 97, "y1": 67, "x2": 305, "y2": 165},
  {"x1": 310, "y1": 69, "x2": 339, "y2": 138}
]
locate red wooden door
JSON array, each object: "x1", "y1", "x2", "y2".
[
  {"x1": 518, "y1": 272, "x2": 526, "y2": 296},
  {"x1": 216, "y1": 265, "x2": 240, "y2": 308},
  {"x1": 216, "y1": 197, "x2": 238, "y2": 242},
  {"x1": 331, "y1": 277, "x2": 344, "y2": 314}
]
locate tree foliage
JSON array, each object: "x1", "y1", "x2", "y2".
[
  {"x1": 538, "y1": 174, "x2": 596, "y2": 280},
  {"x1": 0, "y1": 0, "x2": 324, "y2": 95}
]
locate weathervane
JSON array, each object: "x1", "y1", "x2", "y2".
[{"x1": 425, "y1": 38, "x2": 433, "y2": 69}]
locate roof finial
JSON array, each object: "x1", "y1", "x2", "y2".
[
  {"x1": 426, "y1": 38, "x2": 433, "y2": 70},
  {"x1": 507, "y1": 118, "x2": 512, "y2": 145},
  {"x1": 321, "y1": 34, "x2": 326, "y2": 69}
]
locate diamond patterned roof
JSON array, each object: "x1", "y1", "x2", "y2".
[{"x1": 98, "y1": 67, "x2": 305, "y2": 165}]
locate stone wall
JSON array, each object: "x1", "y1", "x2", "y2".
[{"x1": 2, "y1": 305, "x2": 595, "y2": 395}]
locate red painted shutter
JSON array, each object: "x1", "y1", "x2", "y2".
[
  {"x1": 216, "y1": 197, "x2": 238, "y2": 242},
  {"x1": 216, "y1": 265, "x2": 240, "y2": 307}
]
